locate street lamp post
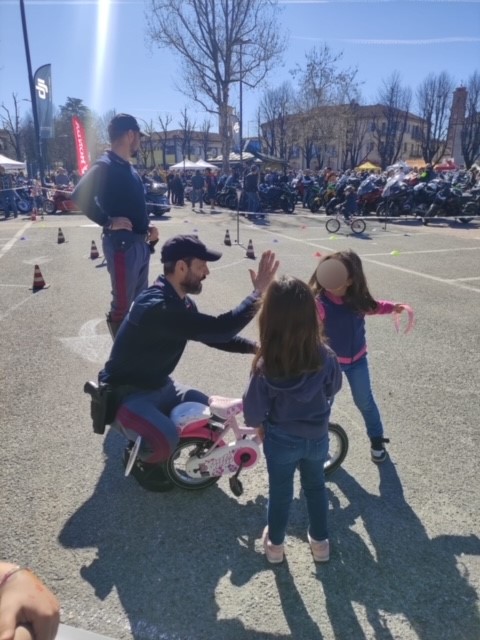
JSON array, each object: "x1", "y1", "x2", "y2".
[{"x1": 235, "y1": 39, "x2": 252, "y2": 244}]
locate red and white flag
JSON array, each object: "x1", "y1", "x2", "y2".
[{"x1": 72, "y1": 116, "x2": 90, "y2": 176}]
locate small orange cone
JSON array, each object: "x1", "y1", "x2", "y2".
[
  {"x1": 31, "y1": 264, "x2": 49, "y2": 291},
  {"x1": 224, "y1": 230, "x2": 232, "y2": 246},
  {"x1": 57, "y1": 228, "x2": 66, "y2": 244},
  {"x1": 90, "y1": 240, "x2": 100, "y2": 259},
  {"x1": 30, "y1": 207, "x2": 37, "y2": 221},
  {"x1": 246, "y1": 239, "x2": 256, "y2": 259}
]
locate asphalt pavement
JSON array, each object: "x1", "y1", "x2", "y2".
[{"x1": 1, "y1": 206, "x2": 479, "y2": 640}]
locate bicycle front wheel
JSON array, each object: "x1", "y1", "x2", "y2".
[
  {"x1": 167, "y1": 437, "x2": 220, "y2": 490},
  {"x1": 325, "y1": 423, "x2": 349, "y2": 476},
  {"x1": 351, "y1": 218, "x2": 366, "y2": 234},
  {"x1": 326, "y1": 218, "x2": 341, "y2": 233}
]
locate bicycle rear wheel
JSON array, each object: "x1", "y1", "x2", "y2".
[
  {"x1": 326, "y1": 218, "x2": 341, "y2": 233},
  {"x1": 324, "y1": 423, "x2": 349, "y2": 476},
  {"x1": 167, "y1": 437, "x2": 220, "y2": 490},
  {"x1": 351, "y1": 218, "x2": 366, "y2": 234}
]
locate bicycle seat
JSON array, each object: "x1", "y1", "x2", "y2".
[{"x1": 209, "y1": 396, "x2": 243, "y2": 419}]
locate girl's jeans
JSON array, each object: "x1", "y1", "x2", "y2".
[
  {"x1": 263, "y1": 425, "x2": 329, "y2": 546},
  {"x1": 340, "y1": 355, "x2": 384, "y2": 439}
]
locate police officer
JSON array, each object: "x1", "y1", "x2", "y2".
[{"x1": 72, "y1": 114, "x2": 159, "y2": 338}]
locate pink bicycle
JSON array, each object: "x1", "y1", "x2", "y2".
[{"x1": 125, "y1": 395, "x2": 349, "y2": 496}]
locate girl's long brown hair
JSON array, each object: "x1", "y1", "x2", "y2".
[
  {"x1": 251, "y1": 276, "x2": 325, "y2": 378},
  {"x1": 309, "y1": 250, "x2": 377, "y2": 313}
]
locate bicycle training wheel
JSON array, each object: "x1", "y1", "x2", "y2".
[
  {"x1": 325, "y1": 217, "x2": 341, "y2": 233},
  {"x1": 351, "y1": 218, "x2": 366, "y2": 234},
  {"x1": 166, "y1": 437, "x2": 220, "y2": 490},
  {"x1": 324, "y1": 423, "x2": 349, "y2": 476}
]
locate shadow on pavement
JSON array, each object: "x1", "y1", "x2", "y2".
[{"x1": 58, "y1": 429, "x2": 290, "y2": 640}]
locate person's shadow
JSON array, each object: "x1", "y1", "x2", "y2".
[
  {"x1": 58, "y1": 429, "x2": 294, "y2": 640},
  {"x1": 315, "y1": 463, "x2": 480, "y2": 640}
]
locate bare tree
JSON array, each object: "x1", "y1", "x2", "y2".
[
  {"x1": 178, "y1": 107, "x2": 196, "y2": 160},
  {"x1": 0, "y1": 93, "x2": 25, "y2": 160},
  {"x1": 141, "y1": 119, "x2": 157, "y2": 168},
  {"x1": 258, "y1": 82, "x2": 294, "y2": 161},
  {"x1": 338, "y1": 102, "x2": 369, "y2": 170},
  {"x1": 417, "y1": 72, "x2": 454, "y2": 164},
  {"x1": 373, "y1": 72, "x2": 412, "y2": 169},
  {"x1": 291, "y1": 45, "x2": 360, "y2": 110},
  {"x1": 158, "y1": 114, "x2": 173, "y2": 169},
  {"x1": 200, "y1": 119, "x2": 212, "y2": 159},
  {"x1": 146, "y1": 0, "x2": 285, "y2": 172},
  {"x1": 461, "y1": 71, "x2": 480, "y2": 169}
]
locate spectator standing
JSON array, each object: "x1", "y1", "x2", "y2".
[
  {"x1": 72, "y1": 113, "x2": 159, "y2": 339},
  {"x1": 244, "y1": 165, "x2": 261, "y2": 219},
  {"x1": 0, "y1": 167, "x2": 18, "y2": 219},
  {"x1": 191, "y1": 170, "x2": 205, "y2": 211}
]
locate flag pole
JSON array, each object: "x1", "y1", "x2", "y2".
[{"x1": 19, "y1": 0, "x2": 45, "y2": 185}]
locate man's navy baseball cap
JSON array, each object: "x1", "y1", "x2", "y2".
[
  {"x1": 161, "y1": 235, "x2": 222, "y2": 263},
  {"x1": 108, "y1": 113, "x2": 148, "y2": 140}
]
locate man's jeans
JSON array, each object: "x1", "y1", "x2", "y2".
[
  {"x1": 263, "y1": 426, "x2": 329, "y2": 545},
  {"x1": 340, "y1": 355, "x2": 384, "y2": 439},
  {"x1": 113, "y1": 378, "x2": 208, "y2": 463},
  {"x1": 245, "y1": 191, "x2": 260, "y2": 214}
]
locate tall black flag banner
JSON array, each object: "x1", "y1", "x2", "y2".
[{"x1": 33, "y1": 64, "x2": 53, "y2": 139}]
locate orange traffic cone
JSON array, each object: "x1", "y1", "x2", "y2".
[
  {"x1": 90, "y1": 240, "x2": 100, "y2": 259},
  {"x1": 31, "y1": 265, "x2": 49, "y2": 292},
  {"x1": 246, "y1": 239, "x2": 256, "y2": 259},
  {"x1": 224, "y1": 230, "x2": 232, "y2": 246},
  {"x1": 30, "y1": 207, "x2": 37, "y2": 221},
  {"x1": 57, "y1": 228, "x2": 66, "y2": 244}
]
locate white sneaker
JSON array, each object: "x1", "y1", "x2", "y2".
[
  {"x1": 262, "y1": 527, "x2": 284, "y2": 564},
  {"x1": 308, "y1": 533, "x2": 330, "y2": 562}
]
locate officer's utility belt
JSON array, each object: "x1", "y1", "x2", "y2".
[{"x1": 83, "y1": 382, "x2": 144, "y2": 435}]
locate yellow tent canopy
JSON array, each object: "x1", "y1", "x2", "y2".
[{"x1": 356, "y1": 161, "x2": 381, "y2": 172}]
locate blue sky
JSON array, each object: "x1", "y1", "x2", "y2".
[{"x1": 1, "y1": 0, "x2": 479, "y2": 137}]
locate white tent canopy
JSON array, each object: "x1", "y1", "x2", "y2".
[
  {"x1": 168, "y1": 159, "x2": 198, "y2": 170},
  {"x1": 194, "y1": 159, "x2": 218, "y2": 170},
  {"x1": 0, "y1": 153, "x2": 27, "y2": 171}
]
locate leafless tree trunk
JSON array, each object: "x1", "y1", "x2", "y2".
[
  {"x1": 146, "y1": 0, "x2": 284, "y2": 173},
  {"x1": 1, "y1": 93, "x2": 25, "y2": 160},
  {"x1": 374, "y1": 72, "x2": 411, "y2": 169},
  {"x1": 417, "y1": 72, "x2": 454, "y2": 164},
  {"x1": 461, "y1": 71, "x2": 480, "y2": 169},
  {"x1": 141, "y1": 119, "x2": 156, "y2": 168},
  {"x1": 158, "y1": 114, "x2": 173, "y2": 169},
  {"x1": 178, "y1": 107, "x2": 196, "y2": 160},
  {"x1": 339, "y1": 103, "x2": 369, "y2": 170},
  {"x1": 200, "y1": 119, "x2": 211, "y2": 159}
]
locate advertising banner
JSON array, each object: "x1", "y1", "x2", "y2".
[
  {"x1": 33, "y1": 64, "x2": 53, "y2": 139},
  {"x1": 72, "y1": 116, "x2": 90, "y2": 176}
]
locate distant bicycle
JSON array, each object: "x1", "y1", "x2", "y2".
[{"x1": 325, "y1": 212, "x2": 366, "y2": 235}]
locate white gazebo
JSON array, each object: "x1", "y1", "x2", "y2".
[{"x1": 168, "y1": 159, "x2": 198, "y2": 170}]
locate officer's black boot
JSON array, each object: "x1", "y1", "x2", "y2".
[{"x1": 106, "y1": 313, "x2": 122, "y2": 340}]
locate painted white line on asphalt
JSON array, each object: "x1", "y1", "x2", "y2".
[
  {"x1": 255, "y1": 227, "x2": 480, "y2": 294},
  {"x1": 361, "y1": 246, "x2": 480, "y2": 257},
  {"x1": 0, "y1": 284, "x2": 27, "y2": 287},
  {"x1": 0, "y1": 221, "x2": 32, "y2": 260},
  {"x1": 0, "y1": 295, "x2": 32, "y2": 321},
  {"x1": 210, "y1": 258, "x2": 248, "y2": 272},
  {"x1": 448, "y1": 276, "x2": 480, "y2": 282}
]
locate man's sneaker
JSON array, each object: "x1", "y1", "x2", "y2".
[
  {"x1": 370, "y1": 437, "x2": 390, "y2": 463},
  {"x1": 308, "y1": 533, "x2": 330, "y2": 562},
  {"x1": 122, "y1": 444, "x2": 175, "y2": 492},
  {"x1": 262, "y1": 527, "x2": 284, "y2": 564}
]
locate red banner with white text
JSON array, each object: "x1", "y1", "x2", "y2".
[{"x1": 72, "y1": 116, "x2": 90, "y2": 176}]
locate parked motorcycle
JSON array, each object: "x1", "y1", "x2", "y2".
[
  {"x1": 145, "y1": 182, "x2": 171, "y2": 217},
  {"x1": 258, "y1": 183, "x2": 296, "y2": 213},
  {"x1": 43, "y1": 185, "x2": 79, "y2": 214}
]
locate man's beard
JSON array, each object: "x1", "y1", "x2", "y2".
[{"x1": 181, "y1": 273, "x2": 203, "y2": 295}]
